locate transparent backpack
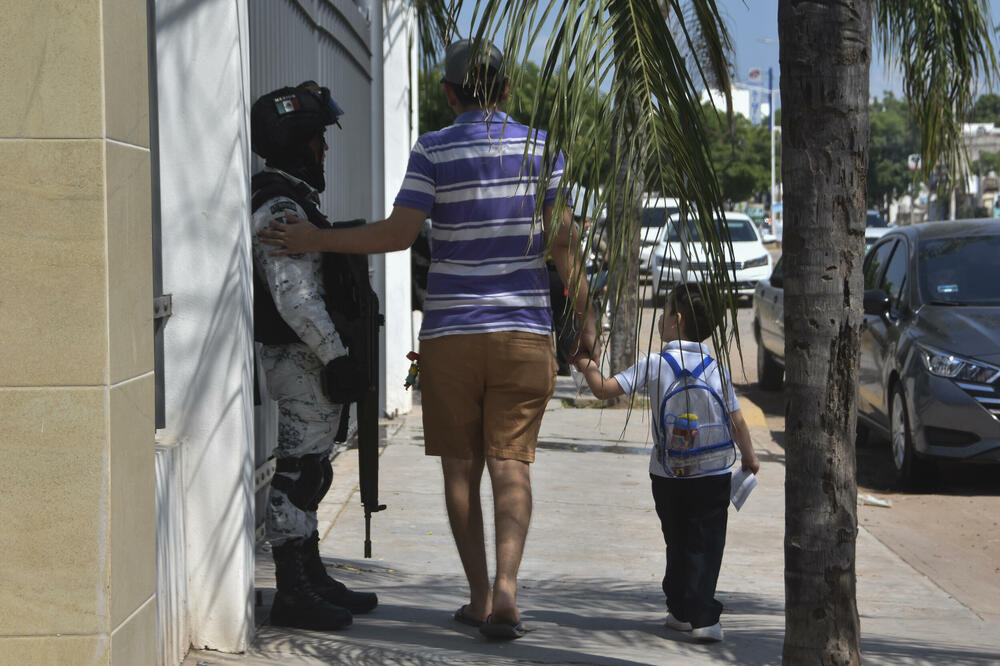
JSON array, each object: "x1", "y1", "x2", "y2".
[{"x1": 655, "y1": 353, "x2": 737, "y2": 477}]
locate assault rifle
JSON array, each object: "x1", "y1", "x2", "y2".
[{"x1": 329, "y1": 219, "x2": 386, "y2": 558}]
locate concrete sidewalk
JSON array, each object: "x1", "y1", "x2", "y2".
[{"x1": 186, "y1": 377, "x2": 1000, "y2": 665}]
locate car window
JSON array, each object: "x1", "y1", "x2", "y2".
[
  {"x1": 864, "y1": 240, "x2": 896, "y2": 290},
  {"x1": 879, "y1": 240, "x2": 908, "y2": 309},
  {"x1": 918, "y1": 233, "x2": 1000, "y2": 306},
  {"x1": 866, "y1": 211, "x2": 887, "y2": 228},
  {"x1": 666, "y1": 218, "x2": 702, "y2": 242},
  {"x1": 665, "y1": 217, "x2": 756, "y2": 243},
  {"x1": 641, "y1": 208, "x2": 667, "y2": 228},
  {"x1": 726, "y1": 219, "x2": 759, "y2": 242}
]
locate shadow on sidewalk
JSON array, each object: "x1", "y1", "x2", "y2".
[
  {"x1": 859, "y1": 636, "x2": 1000, "y2": 666},
  {"x1": 248, "y1": 564, "x2": 792, "y2": 665}
]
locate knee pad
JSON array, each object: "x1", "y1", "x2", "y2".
[
  {"x1": 308, "y1": 455, "x2": 333, "y2": 512},
  {"x1": 271, "y1": 454, "x2": 332, "y2": 512}
]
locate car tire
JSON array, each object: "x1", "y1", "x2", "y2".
[
  {"x1": 756, "y1": 331, "x2": 783, "y2": 391},
  {"x1": 888, "y1": 384, "x2": 935, "y2": 488}
]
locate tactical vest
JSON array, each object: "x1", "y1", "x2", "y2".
[{"x1": 250, "y1": 171, "x2": 376, "y2": 353}]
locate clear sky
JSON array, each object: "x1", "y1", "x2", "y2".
[
  {"x1": 717, "y1": 0, "x2": 1000, "y2": 104},
  {"x1": 720, "y1": 0, "x2": 898, "y2": 102}
]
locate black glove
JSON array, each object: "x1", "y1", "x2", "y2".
[{"x1": 321, "y1": 355, "x2": 368, "y2": 403}]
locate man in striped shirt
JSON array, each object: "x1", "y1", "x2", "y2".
[{"x1": 259, "y1": 39, "x2": 598, "y2": 638}]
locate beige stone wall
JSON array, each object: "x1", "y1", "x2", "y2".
[{"x1": 0, "y1": 1, "x2": 156, "y2": 663}]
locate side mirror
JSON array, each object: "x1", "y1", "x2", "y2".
[
  {"x1": 863, "y1": 289, "x2": 890, "y2": 316},
  {"x1": 770, "y1": 273, "x2": 783, "y2": 289}
]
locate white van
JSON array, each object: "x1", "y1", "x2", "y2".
[{"x1": 638, "y1": 195, "x2": 681, "y2": 278}]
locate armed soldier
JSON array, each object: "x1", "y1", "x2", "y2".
[{"x1": 249, "y1": 81, "x2": 378, "y2": 631}]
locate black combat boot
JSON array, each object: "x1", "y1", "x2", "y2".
[
  {"x1": 300, "y1": 531, "x2": 378, "y2": 614},
  {"x1": 270, "y1": 539, "x2": 353, "y2": 630}
]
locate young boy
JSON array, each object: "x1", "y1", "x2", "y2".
[{"x1": 574, "y1": 285, "x2": 759, "y2": 643}]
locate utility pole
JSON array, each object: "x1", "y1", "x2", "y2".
[{"x1": 769, "y1": 67, "x2": 776, "y2": 217}]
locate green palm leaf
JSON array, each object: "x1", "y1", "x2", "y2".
[{"x1": 875, "y1": 0, "x2": 999, "y2": 193}]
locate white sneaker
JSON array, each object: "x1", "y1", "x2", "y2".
[
  {"x1": 692, "y1": 622, "x2": 724, "y2": 643},
  {"x1": 664, "y1": 612, "x2": 692, "y2": 632}
]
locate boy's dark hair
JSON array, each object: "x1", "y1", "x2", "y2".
[
  {"x1": 668, "y1": 285, "x2": 715, "y2": 342},
  {"x1": 447, "y1": 66, "x2": 507, "y2": 106}
]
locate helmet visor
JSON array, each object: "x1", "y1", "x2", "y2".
[{"x1": 298, "y1": 81, "x2": 344, "y2": 128}]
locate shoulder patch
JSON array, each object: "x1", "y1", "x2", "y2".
[{"x1": 270, "y1": 200, "x2": 298, "y2": 215}]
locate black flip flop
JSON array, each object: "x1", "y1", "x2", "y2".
[
  {"x1": 479, "y1": 614, "x2": 528, "y2": 639},
  {"x1": 454, "y1": 604, "x2": 485, "y2": 628}
]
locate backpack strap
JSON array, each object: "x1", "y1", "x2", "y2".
[
  {"x1": 689, "y1": 356, "x2": 715, "y2": 379},
  {"x1": 661, "y1": 352, "x2": 682, "y2": 377},
  {"x1": 660, "y1": 352, "x2": 715, "y2": 379}
]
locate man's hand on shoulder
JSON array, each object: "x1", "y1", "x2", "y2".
[{"x1": 258, "y1": 212, "x2": 320, "y2": 255}]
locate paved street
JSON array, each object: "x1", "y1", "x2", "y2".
[{"x1": 185, "y1": 300, "x2": 1000, "y2": 665}]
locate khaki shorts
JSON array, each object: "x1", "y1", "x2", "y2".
[{"x1": 420, "y1": 331, "x2": 557, "y2": 463}]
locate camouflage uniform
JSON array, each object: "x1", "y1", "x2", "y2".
[{"x1": 252, "y1": 167, "x2": 348, "y2": 546}]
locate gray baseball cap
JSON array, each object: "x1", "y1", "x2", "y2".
[{"x1": 441, "y1": 39, "x2": 506, "y2": 86}]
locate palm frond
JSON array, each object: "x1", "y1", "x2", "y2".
[
  {"x1": 875, "y1": 0, "x2": 999, "y2": 193},
  {"x1": 411, "y1": 0, "x2": 461, "y2": 69}
]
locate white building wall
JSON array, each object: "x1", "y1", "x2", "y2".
[
  {"x1": 380, "y1": 0, "x2": 417, "y2": 416},
  {"x1": 153, "y1": 0, "x2": 255, "y2": 652}
]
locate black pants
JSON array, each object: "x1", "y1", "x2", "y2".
[{"x1": 651, "y1": 472, "x2": 731, "y2": 628}]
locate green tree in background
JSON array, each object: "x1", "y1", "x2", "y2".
[
  {"x1": 971, "y1": 93, "x2": 1000, "y2": 122},
  {"x1": 418, "y1": 64, "x2": 455, "y2": 132},
  {"x1": 701, "y1": 104, "x2": 774, "y2": 204},
  {"x1": 868, "y1": 93, "x2": 920, "y2": 208},
  {"x1": 975, "y1": 150, "x2": 1000, "y2": 174}
]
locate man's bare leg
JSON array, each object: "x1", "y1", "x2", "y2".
[
  {"x1": 441, "y1": 455, "x2": 491, "y2": 621},
  {"x1": 486, "y1": 457, "x2": 532, "y2": 624}
]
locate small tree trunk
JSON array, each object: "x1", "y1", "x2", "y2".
[
  {"x1": 779, "y1": 0, "x2": 869, "y2": 663},
  {"x1": 606, "y1": 98, "x2": 644, "y2": 405}
]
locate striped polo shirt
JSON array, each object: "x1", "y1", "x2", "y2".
[{"x1": 394, "y1": 110, "x2": 568, "y2": 340}]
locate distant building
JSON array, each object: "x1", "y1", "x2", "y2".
[
  {"x1": 963, "y1": 122, "x2": 1000, "y2": 164},
  {"x1": 701, "y1": 87, "x2": 771, "y2": 124}
]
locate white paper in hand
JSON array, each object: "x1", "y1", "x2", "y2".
[{"x1": 731, "y1": 469, "x2": 758, "y2": 511}]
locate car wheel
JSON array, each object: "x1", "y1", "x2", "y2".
[
  {"x1": 888, "y1": 384, "x2": 934, "y2": 488},
  {"x1": 756, "y1": 332, "x2": 783, "y2": 390}
]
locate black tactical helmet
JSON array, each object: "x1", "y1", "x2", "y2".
[{"x1": 251, "y1": 81, "x2": 344, "y2": 162}]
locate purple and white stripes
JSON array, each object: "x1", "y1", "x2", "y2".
[{"x1": 394, "y1": 111, "x2": 569, "y2": 340}]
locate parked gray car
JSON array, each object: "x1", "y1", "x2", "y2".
[
  {"x1": 753, "y1": 219, "x2": 1000, "y2": 485},
  {"x1": 754, "y1": 231, "x2": 887, "y2": 391},
  {"x1": 752, "y1": 256, "x2": 785, "y2": 390}
]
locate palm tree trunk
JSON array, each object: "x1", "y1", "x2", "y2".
[{"x1": 778, "y1": 0, "x2": 870, "y2": 663}]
